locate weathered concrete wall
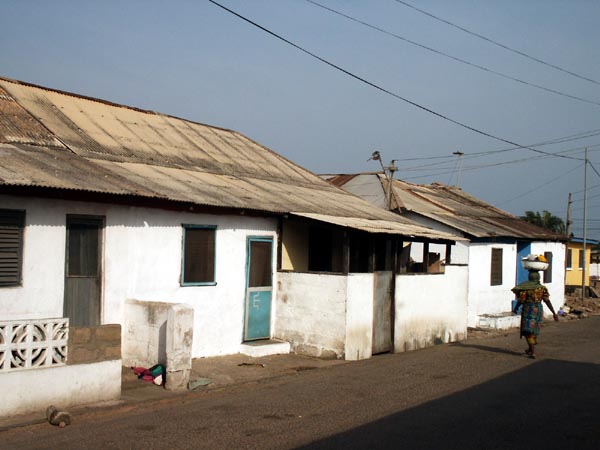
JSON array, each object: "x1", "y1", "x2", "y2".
[
  {"x1": 0, "y1": 195, "x2": 277, "y2": 358},
  {"x1": 122, "y1": 300, "x2": 171, "y2": 367},
  {"x1": 68, "y1": 324, "x2": 121, "y2": 364},
  {"x1": 0, "y1": 195, "x2": 66, "y2": 320},
  {"x1": 467, "y1": 242, "x2": 517, "y2": 328},
  {"x1": 275, "y1": 272, "x2": 347, "y2": 359},
  {"x1": 165, "y1": 303, "x2": 194, "y2": 391},
  {"x1": 345, "y1": 273, "x2": 374, "y2": 360},
  {"x1": 395, "y1": 265, "x2": 468, "y2": 351},
  {"x1": 0, "y1": 360, "x2": 121, "y2": 418}
]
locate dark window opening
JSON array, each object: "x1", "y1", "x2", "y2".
[
  {"x1": 579, "y1": 249, "x2": 584, "y2": 269},
  {"x1": 307, "y1": 225, "x2": 343, "y2": 273},
  {"x1": 566, "y1": 249, "x2": 572, "y2": 269},
  {"x1": 373, "y1": 235, "x2": 392, "y2": 271},
  {"x1": 308, "y1": 226, "x2": 333, "y2": 272},
  {"x1": 349, "y1": 232, "x2": 370, "y2": 273},
  {"x1": 491, "y1": 248, "x2": 503, "y2": 286},
  {"x1": 248, "y1": 240, "x2": 272, "y2": 287},
  {"x1": 0, "y1": 209, "x2": 25, "y2": 287},
  {"x1": 182, "y1": 226, "x2": 216, "y2": 285},
  {"x1": 543, "y1": 251, "x2": 553, "y2": 283}
]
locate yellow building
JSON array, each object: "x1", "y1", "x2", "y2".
[{"x1": 565, "y1": 238, "x2": 599, "y2": 289}]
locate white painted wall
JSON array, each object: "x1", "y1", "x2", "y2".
[
  {"x1": 395, "y1": 265, "x2": 468, "y2": 351},
  {"x1": 275, "y1": 272, "x2": 347, "y2": 358},
  {"x1": 345, "y1": 273, "x2": 374, "y2": 360},
  {"x1": 529, "y1": 241, "x2": 566, "y2": 314},
  {"x1": 0, "y1": 195, "x2": 277, "y2": 358},
  {"x1": 0, "y1": 360, "x2": 121, "y2": 417},
  {"x1": 467, "y1": 242, "x2": 517, "y2": 327}
]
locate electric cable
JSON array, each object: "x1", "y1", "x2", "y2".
[
  {"x1": 498, "y1": 163, "x2": 584, "y2": 207},
  {"x1": 208, "y1": 0, "x2": 583, "y2": 161},
  {"x1": 393, "y1": 0, "x2": 600, "y2": 86},
  {"x1": 393, "y1": 128, "x2": 600, "y2": 162},
  {"x1": 305, "y1": 0, "x2": 600, "y2": 107}
]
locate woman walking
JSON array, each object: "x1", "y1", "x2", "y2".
[{"x1": 512, "y1": 270, "x2": 558, "y2": 358}]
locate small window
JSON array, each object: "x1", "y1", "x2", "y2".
[
  {"x1": 490, "y1": 248, "x2": 503, "y2": 286},
  {"x1": 543, "y1": 251, "x2": 553, "y2": 283},
  {"x1": 0, "y1": 209, "x2": 25, "y2": 287},
  {"x1": 182, "y1": 225, "x2": 216, "y2": 285},
  {"x1": 579, "y1": 249, "x2": 584, "y2": 269},
  {"x1": 566, "y1": 249, "x2": 572, "y2": 269}
]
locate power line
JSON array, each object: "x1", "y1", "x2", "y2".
[
  {"x1": 208, "y1": 0, "x2": 583, "y2": 162},
  {"x1": 393, "y1": 0, "x2": 600, "y2": 86},
  {"x1": 399, "y1": 141, "x2": 599, "y2": 175},
  {"x1": 305, "y1": 0, "x2": 600, "y2": 107},
  {"x1": 394, "y1": 136, "x2": 600, "y2": 169},
  {"x1": 498, "y1": 163, "x2": 583, "y2": 207}
]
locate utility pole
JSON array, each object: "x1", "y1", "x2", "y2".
[
  {"x1": 565, "y1": 193, "x2": 572, "y2": 237},
  {"x1": 582, "y1": 148, "x2": 588, "y2": 301},
  {"x1": 369, "y1": 151, "x2": 397, "y2": 211}
]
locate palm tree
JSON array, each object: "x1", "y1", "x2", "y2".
[{"x1": 520, "y1": 210, "x2": 565, "y2": 234}]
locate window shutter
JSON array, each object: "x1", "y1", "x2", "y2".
[
  {"x1": 490, "y1": 248, "x2": 503, "y2": 286},
  {"x1": 182, "y1": 226, "x2": 216, "y2": 284},
  {"x1": 0, "y1": 210, "x2": 25, "y2": 287}
]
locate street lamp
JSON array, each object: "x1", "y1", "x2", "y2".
[{"x1": 368, "y1": 151, "x2": 397, "y2": 210}]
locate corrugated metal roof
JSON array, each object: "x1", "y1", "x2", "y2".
[
  {"x1": 329, "y1": 173, "x2": 564, "y2": 240},
  {"x1": 290, "y1": 212, "x2": 460, "y2": 241},
  {"x1": 391, "y1": 179, "x2": 563, "y2": 240},
  {"x1": 0, "y1": 77, "x2": 454, "y2": 241}
]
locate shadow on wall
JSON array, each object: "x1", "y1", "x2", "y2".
[{"x1": 294, "y1": 359, "x2": 600, "y2": 450}]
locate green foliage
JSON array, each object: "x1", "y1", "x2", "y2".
[{"x1": 520, "y1": 210, "x2": 565, "y2": 234}]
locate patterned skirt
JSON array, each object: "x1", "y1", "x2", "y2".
[{"x1": 520, "y1": 302, "x2": 543, "y2": 337}]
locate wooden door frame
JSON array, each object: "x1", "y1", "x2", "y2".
[
  {"x1": 243, "y1": 236, "x2": 274, "y2": 341},
  {"x1": 64, "y1": 214, "x2": 105, "y2": 325}
]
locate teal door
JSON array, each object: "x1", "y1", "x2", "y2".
[{"x1": 244, "y1": 237, "x2": 273, "y2": 341}]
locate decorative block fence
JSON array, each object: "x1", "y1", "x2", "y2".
[{"x1": 0, "y1": 318, "x2": 68, "y2": 372}]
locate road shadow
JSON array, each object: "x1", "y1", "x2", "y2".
[
  {"x1": 450, "y1": 341, "x2": 525, "y2": 357},
  {"x1": 295, "y1": 359, "x2": 600, "y2": 450}
]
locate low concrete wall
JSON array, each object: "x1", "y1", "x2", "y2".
[
  {"x1": 122, "y1": 300, "x2": 171, "y2": 367},
  {"x1": 395, "y1": 265, "x2": 468, "y2": 352},
  {"x1": 0, "y1": 360, "x2": 121, "y2": 417},
  {"x1": 122, "y1": 299, "x2": 194, "y2": 390},
  {"x1": 275, "y1": 272, "x2": 347, "y2": 358}
]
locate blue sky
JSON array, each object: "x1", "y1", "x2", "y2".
[{"x1": 2, "y1": 1, "x2": 599, "y2": 238}]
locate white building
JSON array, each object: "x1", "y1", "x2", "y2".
[
  {"x1": 327, "y1": 174, "x2": 567, "y2": 329},
  {"x1": 0, "y1": 77, "x2": 460, "y2": 415}
]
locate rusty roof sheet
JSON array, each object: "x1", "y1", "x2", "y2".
[
  {"x1": 391, "y1": 178, "x2": 564, "y2": 240},
  {"x1": 0, "y1": 77, "x2": 455, "y2": 241},
  {"x1": 328, "y1": 173, "x2": 563, "y2": 240}
]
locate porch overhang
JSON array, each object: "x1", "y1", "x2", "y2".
[{"x1": 289, "y1": 212, "x2": 461, "y2": 244}]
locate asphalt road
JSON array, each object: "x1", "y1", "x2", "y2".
[{"x1": 2, "y1": 317, "x2": 599, "y2": 450}]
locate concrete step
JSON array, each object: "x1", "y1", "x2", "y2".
[
  {"x1": 239, "y1": 339, "x2": 291, "y2": 357},
  {"x1": 478, "y1": 312, "x2": 520, "y2": 330}
]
